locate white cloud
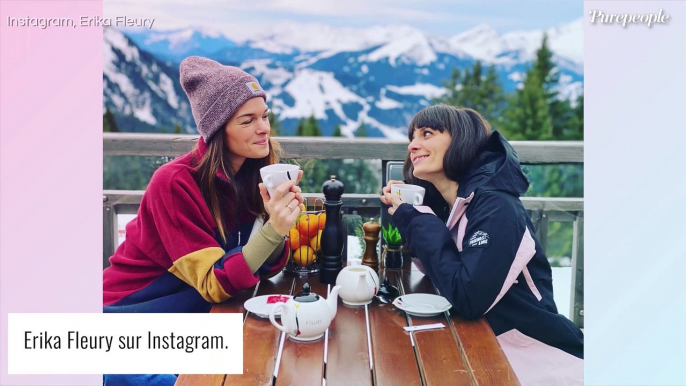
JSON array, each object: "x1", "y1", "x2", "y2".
[
  {"x1": 104, "y1": 0, "x2": 581, "y2": 43},
  {"x1": 266, "y1": 0, "x2": 448, "y2": 21},
  {"x1": 104, "y1": 0, "x2": 458, "y2": 41}
]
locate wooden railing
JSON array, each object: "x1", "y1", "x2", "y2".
[
  {"x1": 103, "y1": 133, "x2": 584, "y2": 327},
  {"x1": 104, "y1": 133, "x2": 583, "y2": 163}
]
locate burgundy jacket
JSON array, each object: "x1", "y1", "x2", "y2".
[{"x1": 103, "y1": 138, "x2": 288, "y2": 313}]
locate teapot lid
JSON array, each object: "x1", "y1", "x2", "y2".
[{"x1": 293, "y1": 283, "x2": 320, "y2": 303}]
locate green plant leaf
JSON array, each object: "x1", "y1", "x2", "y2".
[{"x1": 382, "y1": 223, "x2": 403, "y2": 246}]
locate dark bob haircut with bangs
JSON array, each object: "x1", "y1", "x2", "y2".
[{"x1": 402, "y1": 105, "x2": 492, "y2": 216}]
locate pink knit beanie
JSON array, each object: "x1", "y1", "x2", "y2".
[{"x1": 179, "y1": 56, "x2": 266, "y2": 142}]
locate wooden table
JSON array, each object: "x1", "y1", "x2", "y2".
[{"x1": 176, "y1": 262, "x2": 520, "y2": 386}]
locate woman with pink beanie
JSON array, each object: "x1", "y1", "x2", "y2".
[{"x1": 103, "y1": 57, "x2": 303, "y2": 385}]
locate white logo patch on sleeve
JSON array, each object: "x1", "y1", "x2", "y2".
[{"x1": 468, "y1": 230, "x2": 490, "y2": 248}]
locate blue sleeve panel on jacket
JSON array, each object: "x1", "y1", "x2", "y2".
[
  {"x1": 104, "y1": 374, "x2": 177, "y2": 386},
  {"x1": 392, "y1": 191, "x2": 526, "y2": 319}
]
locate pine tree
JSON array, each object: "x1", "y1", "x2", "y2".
[
  {"x1": 435, "y1": 61, "x2": 505, "y2": 123},
  {"x1": 437, "y1": 68, "x2": 462, "y2": 107},
  {"x1": 355, "y1": 122, "x2": 368, "y2": 137},
  {"x1": 480, "y1": 65, "x2": 506, "y2": 127},
  {"x1": 502, "y1": 68, "x2": 553, "y2": 140},
  {"x1": 268, "y1": 106, "x2": 283, "y2": 136},
  {"x1": 103, "y1": 109, "x2": 119, "y2": 132},
  {"x1": 564, "y1": 94, "x2": 583, "y2": 140},
  {"x1": 534, "y1": 34, "x2": 558, "y2": 89},
  {"x1": 295, "y1": 118, "x2": 306, "y2": 136},
  {"x1": 332, "y1": 124, "x2": 343, "y2": 137},
  {"x1": 295, "y1": 115, "x2": 323, "y2": 136},
  {"x1": 531, "y1": 33, "x2": 577, "y2": 139},
  {"x1": 173, "y1": 124, "x2": 183, "y2": 134},
  {"x1": 306, "y1": 115, "x2": 322, "y2": 136}
]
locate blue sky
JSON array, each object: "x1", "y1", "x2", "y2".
[{"x1": 105, "y1": 0, "x2": 582, "y2": 38}]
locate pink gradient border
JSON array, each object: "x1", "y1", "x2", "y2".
[{"x1": 1, "y1": 1, "x2": 103, "y2": 385}]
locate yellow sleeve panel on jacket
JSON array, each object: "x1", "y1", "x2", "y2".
[{"x1": 168, "y1": 247, "x2": 231, "y2": 303}]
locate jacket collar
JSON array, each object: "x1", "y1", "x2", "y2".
[{"x1": 446, "y1": 192, "x2": 474, "y2": 230}]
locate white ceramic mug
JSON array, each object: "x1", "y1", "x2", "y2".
[
  {"x1": 260, "y1": 164, "x2": 300, "y2": 197},
  {"x1": 390, "y1": 184, "x2": 425, "y2": 205}
]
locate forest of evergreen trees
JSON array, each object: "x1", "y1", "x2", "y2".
[{"x1": 103, "y1": 34, "x2": 582, "y2": 264}]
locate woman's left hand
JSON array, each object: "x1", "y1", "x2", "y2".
[
  {"x1": 383, "y1": 192, "x2": 404, "y2": 216},
  {"x1": 259, "y1": 179, "x2": 304, "y2": 236},
  {"x1": 292, "y1": 170, "x2": 304, "y2": 202},
  {"x1": 294, "y1": 170, "x2": 304, "y2": 187},
  {"x1": 259, "y1": 170, "x2": 305, "y2": 215}
]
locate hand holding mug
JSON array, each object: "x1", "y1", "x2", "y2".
[
  {"x1": 260, "y1": 164, "x2": 301, "y2": 197},
  {"x1": 383, "y1": 192, "x2": 403, "y2": 216},
  {"x1": 380, "y1": 180, "x2": 404, "y2": 206},
  {"x1": 390, "y1": 184, "x2": 425, "y2": 205},
  {"x1": 259, "y1": 179, "x2": 304, "y2": 236},
  {"x1": 383, "y1": 184, "x2": 425, "y2": 216}
]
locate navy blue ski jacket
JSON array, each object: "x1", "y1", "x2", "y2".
[{"x1": 392, "y1": 132, "x2": 584, "y2": 377}]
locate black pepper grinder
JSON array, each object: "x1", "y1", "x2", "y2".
[{"x1": 320, "y1": 175, "x2": 344, "y2": 285}]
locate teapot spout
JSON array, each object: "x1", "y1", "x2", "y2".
[{"x1": 328, "y1": 285, "x2": 342, "y2": 319}]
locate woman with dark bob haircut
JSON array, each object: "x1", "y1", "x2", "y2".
[{"x1": 381, "y1": 104, "x2": 583, "y2": 385}]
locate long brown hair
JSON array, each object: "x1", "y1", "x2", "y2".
[{"x1": 193, "y1": 128, "x2": 282, "y2": 242}]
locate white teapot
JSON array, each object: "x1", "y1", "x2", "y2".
[
  {"x1": 269, "y1": 283, "x2": 341, "y2": 341},
  {"x1": 335, "y1": 265, "x2": 380, "y2": 306}
]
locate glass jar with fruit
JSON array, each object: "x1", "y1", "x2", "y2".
[{"x1": 284, "y1": 197, "x2": 326, "y2": 276}]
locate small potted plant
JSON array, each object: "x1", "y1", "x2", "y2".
[{"x1": 381, "y1": 223, "x2": 403, "y2": 270}]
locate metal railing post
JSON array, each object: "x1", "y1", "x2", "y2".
[
  {"x1": 531, "y1": 210, "x2": 549, "y2": 254},
  {"x1": 103, "y1": 196, "x2": 116, "y2": 269},
  {"x1": 570, "y1": 214, "x2": 584, "y2": 328}
]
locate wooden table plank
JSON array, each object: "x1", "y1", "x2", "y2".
[
  {"x1": 326, "y1": 271, "x2": 372, "y2": 386},
  {"x1": 224, "y1": 273, "x2": 295, "y2": 386},
  {"x1": 211, "y1": 285, "x2": 258, "y2": 314},
  {"x1": 369, "y1": 269, "x2": 422, "y2": 386},
  {"x1": 449, "y1": 316, "x2": 521, "y2": 386},
  {"x1": 179, "y1": 258, "x2": 518, "y2": 386},
  {"x1": 400, "y1": 269, "x2": 472, "y2": 386},
  {"x1": 275, "y1": 276, "x2": 326, "y2": 386},
  {"x1": 175, "y1": 374, "x2": 224, "y2": 386},
  {"x1": 175, "y1": 286, "x2": 257, "y2": 386}
]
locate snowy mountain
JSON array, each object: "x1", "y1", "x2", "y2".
[
  {"x1": 103, "y1": 20, "x2": 583, "y2": 138},
  {"x1": 238, "y1": 20, "x2": 582, "y2": 69},
  {"x1": 123, "y1": 27, "x2": 236, "y2": 65},
  {"x1": 103, "y1": 27, "x2": 194, "y2": 133},
  {"x1": 450, "y1": 19, "x2": 583, "y2": 69}
]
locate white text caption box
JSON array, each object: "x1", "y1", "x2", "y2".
[{"x1": 8, "y1": 313, "x2": 243, "y2": 374}]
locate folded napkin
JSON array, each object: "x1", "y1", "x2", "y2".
[{"x1": 403, "y1": 323, "x2": 445, "y2": 332}]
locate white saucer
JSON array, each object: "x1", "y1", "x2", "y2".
[
  {"x1": 288, "y1": 333, "x2": 324, "y2": 342},
  {"x1": 392, "y1": 294, "x2": 451, "y2": 317},
  {"x1": 244, "y1": 295, "x2": 292, "y2": 318},
  {"x1": 342, "y1": 299, "x2": 373, "y2": 306}
]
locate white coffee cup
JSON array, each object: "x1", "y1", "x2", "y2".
[
  {"x1": 390, "y1": 184, "x2": 425, "y2": 205},
  {"x1": 260, "y1": 164, "x2": 300, "y2": 197}
]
